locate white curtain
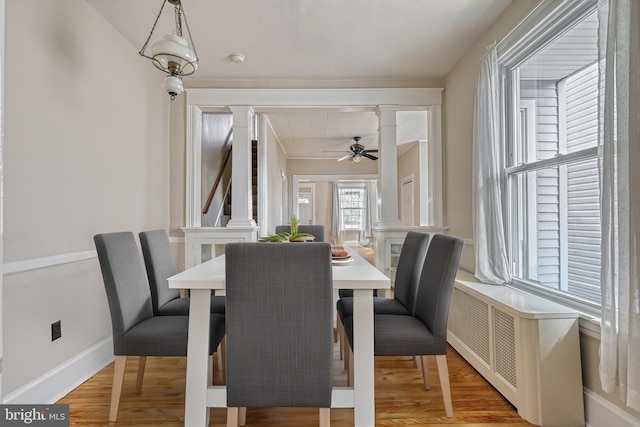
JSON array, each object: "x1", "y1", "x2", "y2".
[
  {"x1": 472, "y1": 44, "x2": 511, "y2": 285},
  {"x1": 363, "y1": 181, "x2": 377, "y2": 237},
  {"x1": 331, "y1": 182, "x2": 340, "y2": 239},
  {"x1": 598, "y1": 0, "x2": 640, "y2": 411}
]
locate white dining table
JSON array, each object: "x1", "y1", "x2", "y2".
[{"x1": 168, "y1": 244, "x2": 390, "y2": 427}]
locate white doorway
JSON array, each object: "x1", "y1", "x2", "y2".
[
  {"x1": 400, "y1": 175, "x2": 414, "y2": 226},
  {"x1": 297, "y1": 183, "x2": 315, "y2": 225}
]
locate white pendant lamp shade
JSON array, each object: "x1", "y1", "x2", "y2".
[
  {"x1": 151, "y1": 33, "x2": 198, "y2": 76},
  {"x1": 162, "y1": 75, "x2": 184, "y2": 98}
]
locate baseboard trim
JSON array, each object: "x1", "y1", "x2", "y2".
[
  {"x1": 585, "y1": 387, "x2": 640, "y2": 427},
  {"x1": 3, "y1": 337, "x2": 113, "y2": 404}
]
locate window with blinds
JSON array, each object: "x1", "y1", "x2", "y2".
[{"x1": 338, "y1": 187, "x2": 365, "y2": 231}]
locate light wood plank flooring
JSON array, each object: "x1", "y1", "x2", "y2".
[{"x1": 58, "y1": 342, "x2": 535, "y2": 426}]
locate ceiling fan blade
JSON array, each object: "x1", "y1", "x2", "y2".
[
  {"x1": 363, "y1": 149, "x2": 378, "y2": 153},
  {"x1": 362, "y1": 152, "x2": 378, "y2": 161},
  {"x1": 337, "y1": 153, "x2": 352, "y2": 161}
]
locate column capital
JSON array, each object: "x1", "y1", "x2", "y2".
[
  {"x1": 228, "y1": 105, "x2": 255, "y2": 114},
  {"x1": 228, "y1": 106, "x2": 255, "y2": 125},
  {"x1": 375, "y1": 105, "x2": 399, "y2": 116}
]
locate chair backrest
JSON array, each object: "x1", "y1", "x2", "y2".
[
  {"x1": 413, "y1": 234, "x2": 464, "y2": 353},
  {"x1": 393, "y1": 231, "x2": 430, "y2": 314},
  {"x1": 139, "y1": 230, "x2": 180, "y2": 314},
  {"x1": 275, "y1": 224, "x2": 325, "y2": 242},
  {"x1": 94, "y1": 232, "x2": 154, "y2": 340},
  {"x1": 225, "y1": 242, "x2": 333, "y2": 408}
]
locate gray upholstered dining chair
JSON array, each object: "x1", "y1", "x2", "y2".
[
  {"x1": 224, "y1": 242, "x2": 333, "y2": 427},
  {"x1": 94, "y1": 232, "x2": 226, "y2": 423},
  {"x1": 139, "y1": 229, "x2": 226, "y2": 315},
  {"x1": 342, "y1": 234, "x2": 463, "y2": 418},
  {"x1": 275, "y1": 224, "x2": 325, "y2": 242},
  {"x1": 336, "y1": 231, "x2": 430, "y2": 364}
]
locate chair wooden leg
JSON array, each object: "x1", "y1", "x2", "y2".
[
  {"x1": 220, "y1": 336, "x2": 227, "y2": 384},
  {"x1": 342, "y1": 326, "x2": 350, "y2": 372},
  {"x1": 226, "y1": 407, "x2": 239, "y2": 427},
  {"x1": 413, "y1": 355, "x2": 419, "y2": 368},
  {"x1": 319, "y1": 407, "x2": 330, "y2": 427},
  {"x1": 239, "y1": 407, "x2": 247, "y2": 426},
  {"x1": 340, "y1": 320, "x2": 348, "y2": 363},
  {"x1": 347, "y1": 347, "x2": 354, "y2": 387},
  {"x1": 435, "y1": 354, "x2": 453, "y2": 418},
  {"x1": 337, "y1": 318, "x2": 343, "y2": 360},
  {"x1": 135, "y1": 356, "x2": 146, "y2": 394},
  {"x1": 208, "y1": 354, "x2": 214, "y2": 386},
  {"x1": 420, "y1": 355, "x2": 431, "y2": 390},
  {"x1": 109, "y1": 356, "x2": 127, "y2": 423}
]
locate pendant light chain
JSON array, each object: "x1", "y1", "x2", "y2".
[
  {"x1": 180, "y1": 4, "x2": 199, "y2": 61},
  {"x1": 138, "y1": 0, "x2": 167, "y2": 57},
  {"x1": 174, "y1": 4, "x2": 183, "y2": 37}
]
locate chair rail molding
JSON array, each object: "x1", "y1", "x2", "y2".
[{"x1": 3, "y1": 250, "x2": 97, "y2": 275}]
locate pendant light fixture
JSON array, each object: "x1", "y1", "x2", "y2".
[{"x1": 139, "y1": 0, "x2": 198, "y2": 100}]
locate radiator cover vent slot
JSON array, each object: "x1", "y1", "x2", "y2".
[
  {"x1": 450, "y1": 288, "x2": 490, "y2": 364},
  {"x1": 493, "y1": 308, "x2": 517, "y2": 387}
]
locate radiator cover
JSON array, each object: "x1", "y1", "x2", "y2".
[{"x1": 447, "y1": 271, "x2": 585, "y2": 426}]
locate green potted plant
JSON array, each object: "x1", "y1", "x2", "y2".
[{"x1": 259, "y1": 216, "x2": 316, "y2": 242}]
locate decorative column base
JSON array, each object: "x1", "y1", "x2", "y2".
[
  {"x1": 226, "y1": 218, "x2": 258, "y2": 228},
  {"x1": 372, "y1": 225, "x2": 448, "y2": 283},
  {"x1": 182, "y1": 226, "x2": 259, "y2": 268}
]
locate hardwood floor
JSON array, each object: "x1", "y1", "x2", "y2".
[{"x1": 58, "y1": 343, "x2": 535, "y2": 426}]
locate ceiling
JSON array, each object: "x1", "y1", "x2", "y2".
[{"x1": 87, "y1": 0, "x2": 512, "y2": 159}]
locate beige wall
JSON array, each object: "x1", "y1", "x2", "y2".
[
  {"x1": 397, "y1": 143, "x2": 421, "y2": 225},
  {"x1": 262, "y1": 117, "x2": 288, "y2": 235},
  {"x1": 3, "y1": 0, "x2": 168, "y2": 397},
  {"x1": 169, "y1": 94, "x2": 187, "y2": 271}
]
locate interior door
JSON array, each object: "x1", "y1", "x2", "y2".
[
  {"x1": 297, "y1": 183, "x2": 315, "y2": 224},
  {"x1": 401, "y1": 176, "x2": 414, "y2": 226}
]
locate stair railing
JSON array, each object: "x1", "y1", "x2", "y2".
[
  {"x1": 214, "y1": 178, "x2": 233, "y2": 226},
  {"x1": 202, "y1": 128, "x2": 233, "y2": 215}
]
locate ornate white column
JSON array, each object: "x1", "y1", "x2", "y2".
[
  {"x1": 376, "y1": 105, "x2": 402, "y2": 227},
  {"x1": 227, "y1": 106, "x2": 257, "y2": 228}
]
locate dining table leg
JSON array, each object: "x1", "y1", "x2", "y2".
[
  {"x1": 352, "y1": 288, "x2": 375, "y2": 427},
  {"x1": 184, "y1": 289, "x2": 212, "y2": 427}
]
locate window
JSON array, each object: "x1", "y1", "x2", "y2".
[
  {"x1": 500, "y1": 3, "x2": 601, "y2": 308},
  {"x1": 338, "y1": 187, "x2": 365, "y2": 230}
]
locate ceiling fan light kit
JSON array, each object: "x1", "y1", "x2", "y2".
[{"x1": 338, "y1": 136, "x2": 379, "y2": 163}]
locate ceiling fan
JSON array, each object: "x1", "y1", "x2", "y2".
[{"x1": 337, "y1": 137, "x2": 378, "y2": 163}]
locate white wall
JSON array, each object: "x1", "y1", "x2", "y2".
[{"x1": 3, "y1": 0, "x2": 168, "y2": 399}]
